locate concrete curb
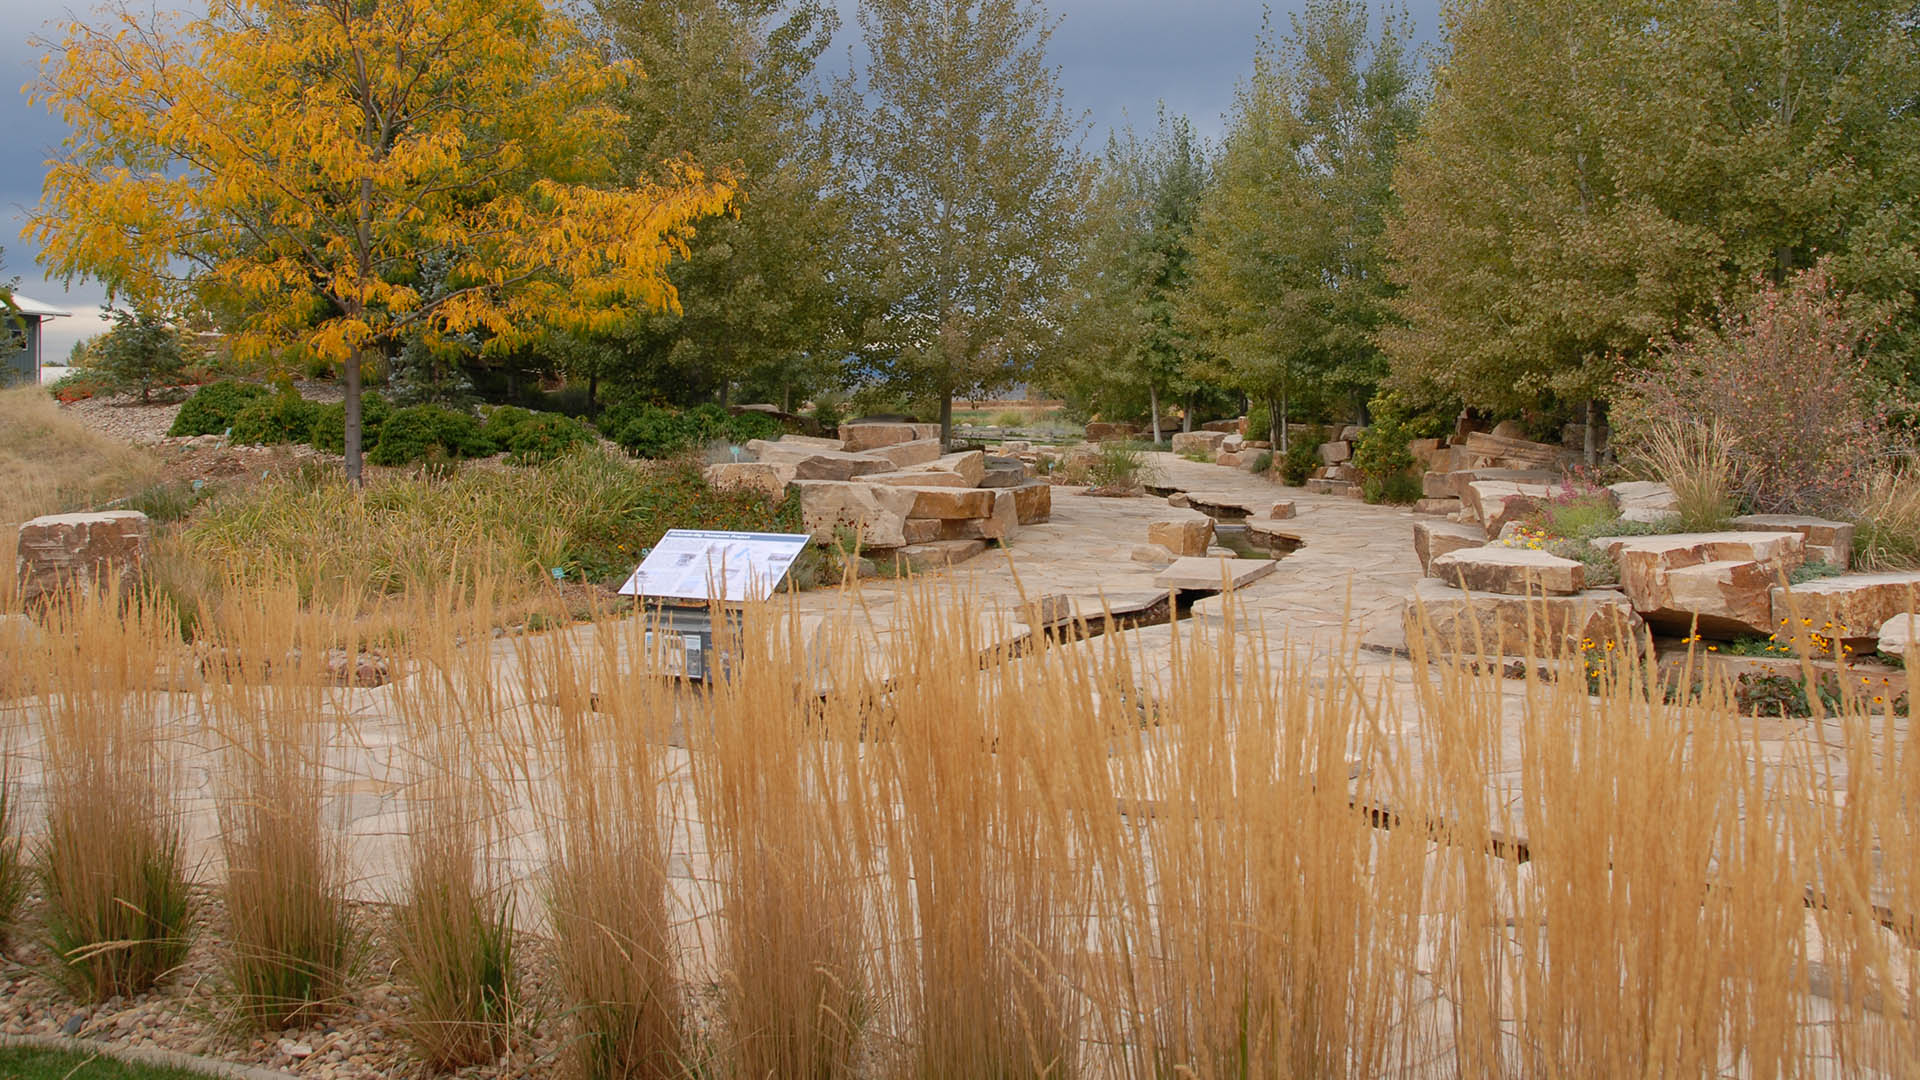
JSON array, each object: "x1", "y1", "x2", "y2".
[{"x1": 0, "y1": 1032, "x2": 299, "y2": 1079}]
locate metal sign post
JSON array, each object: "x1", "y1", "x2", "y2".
[{"x1": 616, "y1": 529, "x2": 812, "y2": 681}]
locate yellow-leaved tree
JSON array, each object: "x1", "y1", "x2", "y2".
[{"x1": 29, "y1": 0, "x2": 734, "y2": 481}]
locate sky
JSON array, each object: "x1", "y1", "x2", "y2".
[{"x1": 3, "y1": 0, "x2": 1442, "y2": 366}]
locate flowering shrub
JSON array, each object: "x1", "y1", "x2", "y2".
[{"x1": 1612, "y1": 263, "x2": 1890, "y2": 516}]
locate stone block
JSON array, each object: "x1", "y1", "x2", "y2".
[
  {"x1": 1183, "y1": 492, "x2": 1261, "y2": 519},
  {"x1": 1604, "y1": 531, "x2": 1807, "y2": 636},
  {"x1": 1430, "y1": 546, "x2": 1583, "y2": 596},
  {"x1": 1269, "y1": 501, "x2": 1295, "y2": 520},
  {"x1": 840, "y1": 422, "x2": 940, "y2": 452},
  {"x1": 1011, "y1": 481, "x2": 1052, "y2": 525},
  {"x1": 1153, "y1": 556, "x2": 1279, "y2": 591},
  {"x1": 1771, "y1": 573, "x2": 1920, "y2": 643},
  {"x1": 980, "y1": 463, "x2": 1027, "y2": 488},
  {"x1": 1167, "y1": 493, "x2": 1191, "y2": 508},
  {"x1": 902, "y1": 518, "x2": 944, "y2": 545},
  {"x1": 1413, "y1": 497, "x2": 1462, "y2": 516},
  {"x1": 1462, "y1": 480, "x2": 1557, "y2": 526},
  {"x1": 792, "y1": 480, "x2": 907, "y2": 549},
  {"x1": 772, "y1": 434, "x2": 845, "y2": 451},
  {"x1": 860, "y1": 438, "x2": 944, "y2": 469},
  {"x1": 1414, "y1": 521, "x2": 1490, "y2": 574},
  {"x1": 870, "y1": 485, "x2": 996, "y2": 521},
  {"x1": 1402, "y1": 577, "x2": 1644, "y2": 657},
  {"x1": 15, "y1": 510, "x2": 151, "y2": 609},
  {"x1": 1732, "y1": 514, "x2": 1854, "y2": 570},
  {"x1": 1202, "y1": 419, "x2": 1243, "y2": 434},
  {"x1": 862, "y1": 469, "x2": 972, "y2": 488},
  {"x1": 1147, "y1": 517, "x2": 1214, "y2": 557},
  {"x1": 1215, "y1": 450, "x2": 1245, "y2": 467},
  {"x1": 1610, "y1": 480, "x2": 1678, "y2": 524},
  {"x1": 1085, "y1": 422, "x2": 1139, "y2": 441},
  {"x1": 1170, "y1": 430, "x2": 1227, "y2": 456},
  {"x1": 893, "y1": 539, "x2": 988, "y2": 573},
  {"x1": 1875, "y1": 613, "x2": 1916, "y2": 658},
  {"x1": 1221, "y1": 434, "x2": 1246, "y2": 453},
  {"x1": 1017, "y1": 593, "x2": 1073, "y2": 626},
  {"x1": 1317, "y1": 441, "x2": 1352, "y2": 465},
  {"x1": 904, "y1": 450, "x2": 986, "y2": 487},
  {"x1": 703, "y1": 461, "x2": 794, "y2": 499},
  {"x1": 1131, "y1": 544, "x2": 1172, "y2": 566}
]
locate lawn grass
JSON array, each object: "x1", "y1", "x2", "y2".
[{"x1": 0, "y1": 1045, "x2": 223, "y2": 1079}]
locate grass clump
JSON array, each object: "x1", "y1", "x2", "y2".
[
  {"x1": 34, "y1": 593, "x2": 193, "y2": 1001},
  {"x1": 1850, "y1": 460, "x2": 1920, "y2": 570},
  {"x1": 1086, "y1": 439, "x2": 1159, "y2": 492},
  {"x1": 178, "y1": 448, "x2": 797, "y2": 606},
  {"x1": 168, "y1": 379, "x2": 269, "y2": 437},
  {"x1": 207, "y1": 596, "x2": 360, "y2": 1029},
  {"x1": 1630, "y1": 419, "x2": 1743, "y2": 531},
  {"x1": 0, "y1": 387, "x2": 164, "y2": 524}
]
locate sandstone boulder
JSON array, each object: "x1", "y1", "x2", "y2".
[
  {"x1": 703, "y1": 461, "x2": 794, "y2": 499},
  {"x1": 1732, "y1": 514, "x2": 1854, "y2": 569},
  {"x1": 771, "y1": 434, "x2": 845, "y2": 451},
  {"x1": 892, "y1": 539, "x2": 987, "y2": 573},
  {"x1": 1876, "y1": 613, "x2": 1916, "y2": 658},
  {"x1": 1167, "y1": 493, "x2": 1191, "y2": 508},
  {"x1": 749, "y1": 441, "x2": 891, "y2": 481},
  {"x1": 1221, "y1": 434, "x2": 1245, "y2": 453},
  {"x1": 862, "y1": 470, "x2": 972, "y2": 488},
  {"x1": 840, "y1": 422, "x2": 941, "y2": 452},
  {"x1": 1317, "y1": 441, "x2": 1352, "y2": 465},
  {"x1": 1609, "y1": 480, "x2": 1678, "y2": 524},
  {"x1": 1771, "y1": 573, "x2": 1920, "y2": 644},
  {"x1": 905, "y1": 450, "x2": 987, "y2": 487},
  {"x1": 1413, "y1": 497, "x2": 1462, "y2": 516},
  {"x1": 1269, "y1": 501, "x2": 1295, "y2": 520},
  {"x1": 1147, "y1": 517, "x2": 1214, "y2": 557},
  {"x1": 1085, "y1": 422, "x2": 1139, "y2": 441},
  {"x1": 1170, "y1": 430, "x2": 1227, "y2": 456},
  {"x1": 1604, "y1": 532, "x2": 1807, "y2": 636},
  {"x1": 867, "y1": 485, "x2": 996, "y2": 521},
  {"x1": 15, "y1": 511, "x2": 152, "y2": 609},
  {"x1": 1215, "y1": 451, "x2": 1245, "y2": 467},
  {"x1": 980, "y1": 462, "x2": 1027, "y2": 488},
  {"x1": 860, "y1": 438, "x2": 944, "y2": 469},
  {"x1": 793, "y1": 481, "x2": 906, "y2": 549},
  {"x1": 1154, "y1": 556, "x2": 1278, "y2": 591},
  {"x1": 1430, "y1": 546, "x2": 1583, "y2": 596},
  {"x1": 1402, "y1": 577, "x2": 1645, "y2": 657},
  {"x1": 1462, "y1": 480, "x2": 1557, "y2": 526},
  {"x1": 1414, "y1": 521, "x2": 1489, "y2": 574},
  {"x1": 1010, "y1": 481, "x2": 1053, "y2": 525},
  {"x1": 1131, "y1": 545, "x2": 1173, "y2": 566},
  {"x1": 1202, "y1": 419, "x2": 1243, "y2": 434}
]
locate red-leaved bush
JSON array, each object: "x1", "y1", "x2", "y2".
[{"x1": 1612, "y1": 263, "x2": 1890, "y2": 516}]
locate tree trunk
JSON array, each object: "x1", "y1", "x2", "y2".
[
  {"x1": 1182, "y1": 393, "x2": 1195, "y2": 433},
  {"x1": 1148, "y1": 383, "x2": 1162, "y2": 445},
  {"x1": 587, "y1": 373, "x2": 599, "y2": 420},
  {"x1": 1584, "y1": 398, "x2": 1597, "y2": 466},
  {"x1": 344, "y1": 348, "x2": 364, "y2": 486},
  {"x1": 938, "y1": 389, "x2": 954, "y2": 449},
  {"x1": 1279, "y1": 387, "x2": 1290, "y2": 454}
]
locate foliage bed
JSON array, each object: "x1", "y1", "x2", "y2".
[{"x1": 595, "y1": 401, "x2": 785, "y2": 459}]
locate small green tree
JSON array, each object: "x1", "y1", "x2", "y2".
[{"x1": 92, "y1": 310, "x2": 186, "y2": 404}]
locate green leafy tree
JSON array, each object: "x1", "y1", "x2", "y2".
[
  {"x1": 584, "y1": 0, "x2": 848, "y2": 412},
  {"x1": 1181, "y1": 2, "x2": 1418, "y2": 451},
  {"x1": 91, "y1": 309, "x2": 187, "y2": 404},
  {"x1": 833, "y1": 0, "x2": 1090, "y2": 443},
  {"x1": 1056, "y1": 111, "x2": 1213, "y2": 441},
  {"x1": 1384, "y1": 0, "x2": 1920, "y2": 425}
]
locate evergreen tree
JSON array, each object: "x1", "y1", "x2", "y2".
[{"x1": 833, "y1": 0, "x2": 1089, "y2": 443}]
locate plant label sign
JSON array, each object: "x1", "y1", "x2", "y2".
[{"x1": 616, "y1": 529, "x2": 811, "y2": 603}]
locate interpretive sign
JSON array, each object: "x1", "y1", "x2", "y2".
[{"x1": 616, "y1": 529, "x2": 811, "y2": 604}]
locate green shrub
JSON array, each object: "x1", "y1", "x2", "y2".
[
  {"x1": 722, "y1": 410, "x2": 784, "y2": 445},
  {"x1": 599, "y1": 403, "x2": 700, "y2": 459},
  {"x1": 169, "y1": 380, "x2": 270, "y2": 437},
  {"x1": 368, "y1": 405, "x2": 496, "y2": 466},
  {"x1": 1280, "y1": 440, "x2": 1319, "y2": 486},
  {"x1": 483, "y1": 407, "x2": 597, "y2": 465},
  {"x1": 229, "y1": 387, "x2": 322, "y2": 446},
  {"x1": 1250, "y1": 450, "x2": 1273, "y2": 475},
  {"x1": 1246, "y1": 403, "x2": 1271, "y2": 444},
  {"x1": 308, "y1": 393, "x2": 393, "y2": 454},
  {"x1": 1361, "y1": 472, "x2": 1423, "y2": 505}
]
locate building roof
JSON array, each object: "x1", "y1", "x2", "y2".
[{"x1": 6, "y1": 293, "x2": 72, "y2": 319}]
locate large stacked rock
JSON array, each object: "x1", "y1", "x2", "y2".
[
  {"x1": 1599, "y1": 531, "x2": 1806, "y2": 636},
  {"x1": 15, "y1": 510, "x2": 152, "y2": 609},
  {"x1": 1731, "y1": 514, "x2": 1853, "y2": 568},
  {"x1": 739, "y1": 429, "x2": 1050, "y2": 572},
  {"x1": 1170, "y1": 430, "x2": 1227, "y2": 456},
  {"x1": 1771, "y1": 572, "x2": 1920, "y2": 647},
  {"x1": 1085, "y1": 421, "x2": 1140, "y2": 441},
  {"x1": 1403, "y1": 577, "x2": 1643, "y2": 657}
]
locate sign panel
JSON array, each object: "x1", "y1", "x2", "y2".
[{"x1": 616, "y1": 529, "x2": 812, "y2": 603}]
